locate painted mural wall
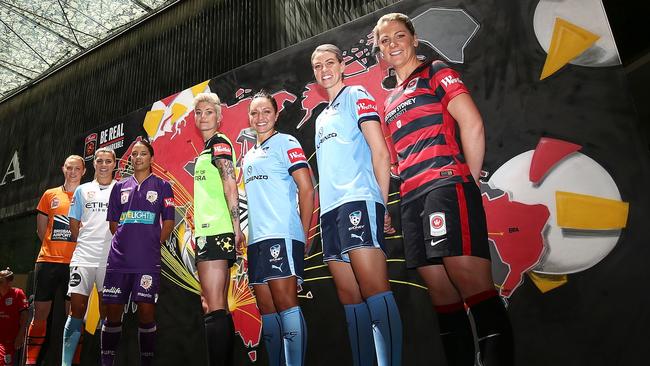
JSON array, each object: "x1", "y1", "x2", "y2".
[{"x1": 8, "y1": 0, "x2": 649, "y2": 365}]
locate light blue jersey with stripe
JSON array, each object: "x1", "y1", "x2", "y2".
[
  {"x1": 315, "y1": 85, "x2": 384, "y2": 215},
  {"x1": 243, "y1": 132, "x2": 309, "y2": 245}
]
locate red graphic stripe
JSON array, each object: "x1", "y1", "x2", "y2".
[{"x1": 455, "y1": 183, "x2": 471, "y2": 256}]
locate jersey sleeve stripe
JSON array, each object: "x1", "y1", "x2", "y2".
[
  {"x1": 288, "y1": 162, "x2": 309, "y2": 175},
  {"x1": 357, "y1": 114, "x2": 381, "y2": 128}
]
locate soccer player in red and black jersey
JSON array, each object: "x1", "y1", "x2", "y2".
[
  {"x1": 374, "y1": 13, "x2": 513, "y2": 366},
  {"x1": 0, "y1": 268, "x2": 28, "y2": 366}
]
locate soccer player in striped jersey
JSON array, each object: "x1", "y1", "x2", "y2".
[
  {"x1": 101, "y1": 140, "x2": 175, "y2": 366},
  {"x1": 192, "y1": 92, "x2": 244, "y2": 366},
  {"x1": 375, "y1": 13, "x2": 513, "y2": 366},
  {"x1": 242, "y1": 91, "x2": 314, "y2": 366},
  {"x1": 311, "y1": 44, "x2": 403, "y2": 366},
  {"x1": 62, "y1": 147, "x2": 117, "y2": 366}
]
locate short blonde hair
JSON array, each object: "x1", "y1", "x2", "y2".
[
  {"x1": 193, "y1": 92, "x2": 222, "y2": 115},
  {"x1": 94, "y1": 147, "x2": 116, "y2": 161},
  {"x1": 65, "y1": 155, "x2": 84, "y2": 166},
  {"x1": 373, "y1": 13, "x2": 416, "y2": 48},
  {"x1": 311, "y1": 44, "x2": 343, "y2": 63}
]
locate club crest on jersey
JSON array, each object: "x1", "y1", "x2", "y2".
[
  {"x1": 196, "y1": 236, "x2": 207, "y2": 249},
  {"x1": 86, "y1": 191, "x2": 96, "y2": 200},
  {"x1": 5, "y1": 297, "x2": 12, "y2": 306},
  {"x1": 247, "y1": 165, "x2": 252, "y2": 176},
  {"x1": 140, "y1": 275, "x2": 153, "y2": 290},
  {"x1": 51, "y1": 197, "x2": 59, "y2": 209},
  {"x1": 404, "y1": 78, "x2": 418, "y2": 94},
  {"x1": 356, "y1": 98, "x2": 377, "y2": 114},
  {"x1": 164, "y1": 198, "x2": 174, "y2": 207},
  {"x1": 287, "y1": 148, "x2": 306, "y2": 163},
  {"x1": 270, "y1": 244, "x2": 281, "y2": 259},
  {"x1": 213, "y1": 143, "x2": 231, "y2": 156},
  {"x1": 349, "y1": 210, "x2": 362, "y2": 227},
  {"x1": 429, "y1": 212, "x2": 447, "y2": 237},
  {"x1": 120, "y1": 190, "x2": 129, "y2": 204},
  {"x1": 146, "y1": 191, "x2": 158, "y2": 203}
]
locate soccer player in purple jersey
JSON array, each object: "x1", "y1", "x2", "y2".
[
  {"x1": 101, "y1": 140, "x2": 175, "y2": 366},
  {"x1": 311, "y1": 44, "x2": 402, "y2": 366},
  {"x1": 375, "y1": 13, "x2": 513, "y2": 366}
]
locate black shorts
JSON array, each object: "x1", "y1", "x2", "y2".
[
  {"x1": 247, "y1": 238, "x2": 304, "y2": 285},
  {"x1": 195, "y1": 233, "x2": 236, "y2": 267},
  {"x1": 401, "y1": 182, "x2": 490, "y2": 269},
  {"x1": 33, "y1": 262, "x2": 70, "y2": 301}
]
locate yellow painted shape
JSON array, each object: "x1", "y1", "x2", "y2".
[
  {"x1": 191, "y1": 80, "x2": 210, "y2": 96},
  {"x1": 143, "y1": 110, "x2": 164, "y2": 138},
  {"x1": 528, "y1": 272, "x2": 568, "y2": 293},
  {"x1": 170, "y1": 103, "x2": 188, "y2": 125},
  {"x1": 556, "y1": 191, "x2": 629, "y2": 229},
  {"x1": 540, "y1": 18, "x2": 600, "y2": 80},
  {"x1": 85, "y1": 285, "x2": 100, "y2": 335}
]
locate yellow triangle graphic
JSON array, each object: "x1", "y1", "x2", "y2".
[
  {"x1": 85, "y1": 285, "x2": 100, "y2": 335},
  {"x1": 556, "y1": 191, "x2": 629, "y2": 229},
  {"x1": 170, "y1": 103, "x2": 188, "y2": 125},
  {"x1": 540, "y1": 18, "x2": 600, "y2": 80},
  {"x1": 191, "y1": 80, "x2": 210, "y2": 96},
  {"x1": 143, "y1": 110, "x2": 164, "y2": 138},
  {"x1": 528, "y1": 272, "x2": 568, "y2": 293}
]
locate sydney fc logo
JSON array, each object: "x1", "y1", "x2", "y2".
[
  {"x1": 349, "y1": 210, "x2": 362, "y2": 226},
  {"x1": 270, "y1": 244, "x2": 281, "y2": 259}
]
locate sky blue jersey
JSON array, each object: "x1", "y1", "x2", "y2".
[
  {"x1": 243, "y1": 132, "x2": 309, "y2": 245},
  {"x1": 315, "y1": 85, "x2": 384, "y2": 215}
]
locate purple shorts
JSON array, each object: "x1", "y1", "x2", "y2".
[{"x1": 102, "y1": 272, "x2": 160, "y2": 304}]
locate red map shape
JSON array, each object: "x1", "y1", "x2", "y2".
[{"x1": 482, "y1": 193, "x2": 550, "y2": 297}]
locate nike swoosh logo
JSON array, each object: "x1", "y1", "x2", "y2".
[{"x1": 430, "y1": 238, "x2": 447, "y2": 246}]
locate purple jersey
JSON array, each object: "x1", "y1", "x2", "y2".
[{"x1": 106, "y1": 174, "x2": 175, "y2": 273}]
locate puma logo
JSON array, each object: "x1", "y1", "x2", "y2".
[
  {"x1": 271, "y1": 263, "x2": 284, "y2": 272},
  {"x1": 351, "y1": 232, "x2": 364, "y2": 241}
]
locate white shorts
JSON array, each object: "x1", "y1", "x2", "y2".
[{"x1": 67, "y1": 266, "x2": 106, "y2": 296}]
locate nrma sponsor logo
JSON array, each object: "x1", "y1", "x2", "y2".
[{"x1": 120, "y1": 210, "x2": 156, "y2": 224}]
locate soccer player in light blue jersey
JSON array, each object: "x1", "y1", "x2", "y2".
[
  {"x1": 311, "y1": 44, "x2": 403, "y2": 366},
  {"x1": 242, "y1": 91, "x2": 314, "y2": 366}
]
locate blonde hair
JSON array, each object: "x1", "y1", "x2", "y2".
[
  {"x1": 193, "y1": 92, "x2": 222, "y2": 115},
  {"x1": 311, "y1": 44, "x2": 343, "y2": 63},
  {"x1": 373, "y1": 13, "x2": 416, "y2": 48},
  {"x1": 94, "y1": 147, "x2": 116, "y2": 161},
  {"x1": 65, "y1": 155, "x2": 84, "y2": 166}
]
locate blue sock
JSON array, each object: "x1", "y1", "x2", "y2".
[
  {"x1": 344, "y1": 303, "x2": 375, "y2": 366},
  {"x1": 366, "y1": 291, "x2": 403, "y2": 366},
  {"x1": 62, "y1": 316, "x2": 83, "y2": 366},
  {"x1": 280, "y1": 306, "x2": 307, "y2": 366},
  {"x1": 262, "y1": 313, "x2": 285, "y2": 366}
]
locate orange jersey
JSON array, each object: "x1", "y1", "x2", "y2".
[{"x1": 35, "y1": 186, "x2": 76, "y2": 263}]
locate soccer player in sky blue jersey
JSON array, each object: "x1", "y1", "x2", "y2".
[
  {"x1": 242, "y1": 91, "x2": 314, "y2": 366},
  {"x1": 311, "y1": 44, "x2": 403, "y2": 366},
  {"x1": 101, "y1": 140, "x2": 175, "y2": 366},
  {"x1": 62, "y1": 147, "x2": 116, "y2": 366}
]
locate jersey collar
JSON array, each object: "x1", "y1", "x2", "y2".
[{"x1": 399, "y1": 57, "x2": 435, "y2": 87}]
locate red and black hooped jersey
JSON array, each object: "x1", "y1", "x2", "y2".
[{"x1": 384, "y1": 59, "x2": 473, "y2": 204}]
